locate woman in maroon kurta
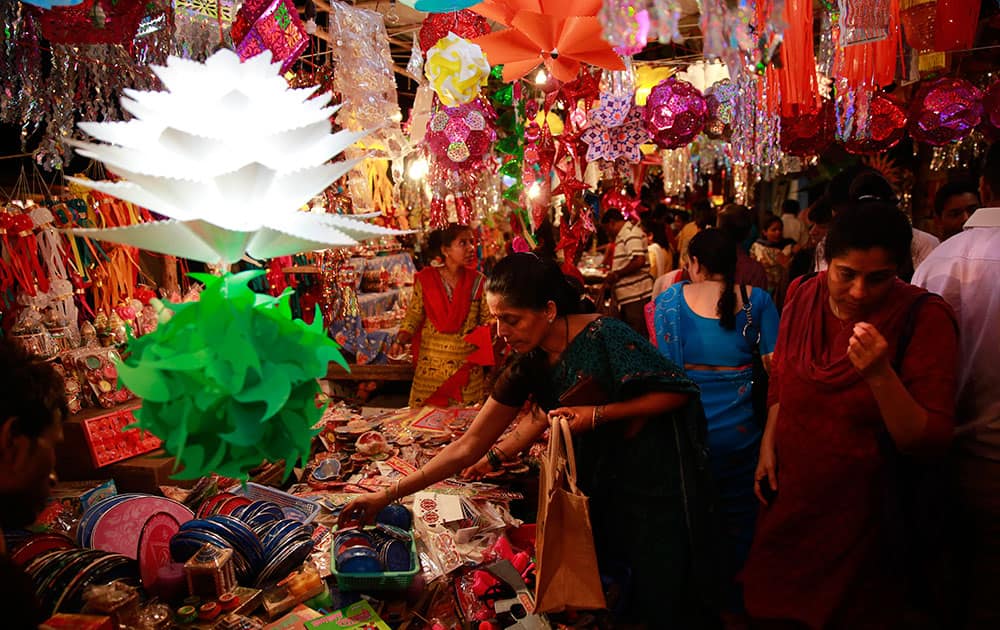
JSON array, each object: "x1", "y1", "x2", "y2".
[{"x1": 741, "y1": 200, "x2": 958, "y2": 629}]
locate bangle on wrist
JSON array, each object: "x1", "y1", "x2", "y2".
[
  {"x1": 486, "y1": 448, "x2": 503, "y2": 471},
  {"x1": 493, "y1": 445, "x2": 509, "y2": 461},
  {"x1": 592, "y1": 405, "x2": 605, "y2": 430}
]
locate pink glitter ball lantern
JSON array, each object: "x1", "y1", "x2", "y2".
[
  {"x1": 426, "y1": 99, "x2": 496, "y2": 170},
  {"x1": 908, "y1": 77, "x2": 983, "y2": 146},
  {"x1": 642, "y1": 77, "x2": 709, "y2": 149}
]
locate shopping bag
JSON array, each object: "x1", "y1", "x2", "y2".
[{"x1": 534, "y1": 416, "x2": 606, "y2": 613}]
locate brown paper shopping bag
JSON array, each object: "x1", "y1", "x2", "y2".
[{"x1": 533, "y1": 415, "x2": 606, "y2": 613}]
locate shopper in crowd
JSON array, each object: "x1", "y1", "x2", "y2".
[
  {"x1": 913, "y1": 144, "x2": 1000, "y2": 630},
  {"x1": 822, "y1": 167, "x2": 938, "y2": 280},
  {"x1": 718, "y1": 204, "x2": 768, "y2": 289},
  {"x1": 343, "y1": 253, "x2": 719, "y2": 627},
  {"x1": 678, "y1": 201, "x2": 717, "y2": 261},
  {"x1": 642, "y1": 214, "x2": 674, "y2": 279},
  {"x1": 600, "y1": 208, "x2": 653, "y2": 336},
  {"x1": 750, "y1": 215, "x2": 794, "y2": 307},
  {"x1": 741, "y1": 200, "x2": 958, "y2": 629},
  {"x1": 0, "y1": 338, "x2": 67, "y2": 629},
  {"x1": 933, "y1": 180, "x2": 980, "y2": 241},
  {"x1": 653, "y1": 228, "x2": 779, "y2": 618},
  {"x1": 392, "y1": 224, "x2": 492, "y2": 407},
  {"x1": 780, "y1": 199, "x2": 809, "y2": 251}
]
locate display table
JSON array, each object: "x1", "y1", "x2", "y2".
[{"x1": 325, "y1": 361, "x2": 415, "y2": 381}]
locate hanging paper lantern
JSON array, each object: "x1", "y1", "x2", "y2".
[
  {"x1": 119, "y1": 271, "x2": 346, "y2": 481},
  {"x1": 419, "y1": 9, "x2": 490, "y2": 53},
  {"x1": 642, "y1": 77, "x2": 708, "y2": 149},
  {"x1": 426, "y1": 98, "x2": 497, "y2": 170},
  {"x1": 979, "y1": 79, "x2": 1000, "y2": 141},
  {"x1": 599, "y1": 0, "x2": 651, "y2": 57},
  {"x1": 27, "y1": 0, "x2": 147, "y2": 45},
  {"x1": 425, "y1": 34, "x2": 491, "y2": 107},
  {"x1": 781, "y1": 101, "x2": 836, "y2": 157},
  {"x1": 900, "y1": 0, "x2": 936, "y2": 51},
  {"x1": 908, "y1": 77, "x2": 983, "y2": 146},
  {"x1": 401, "y1": 0, "x2": 481, "y2": 12},
  {"x1": 704, "y1": 79, "x2": 738, "y2": 139},
  {"x1": 231, "y1": 0, "x2": 309, "y2": 72},
  {"x1": 843, "y1": 93, "x2": 907, "y2": 155}
]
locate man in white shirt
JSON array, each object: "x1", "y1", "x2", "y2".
[
  {"x1": 913, "y1": 143, "x2": 1000, "y2": 629},
  {"x1": 601, "y1": 208, "x2": 653, "y2": 336},
  {"x1": 910, "y1": 227, "x2": 940, "y2": 271}
]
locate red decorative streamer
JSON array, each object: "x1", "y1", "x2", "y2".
[{"x1": 776, "y1": 0, "x2": 820, "y2": 116}]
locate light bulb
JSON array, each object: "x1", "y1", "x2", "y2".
[
  {"x1": 407, "y1": 157, "x2": 429, "y2": 181},
  {"x1": 527, "y1": 181, "x2": 542, "y2": 199},
  {"x1": 535, "y1": 69, "x2": 548, "y2": 85}
]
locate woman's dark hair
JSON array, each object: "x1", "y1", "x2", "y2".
[
  {"x1": 688, "y1": 229, "x2": 738, "y2": 330},
  {"x1": 486, "y1": 253, "x2": 582, "y2": 316},
  {"x1": 808, "y1": 197, "x2": 833, "y2": 226},
  {"x1": 760, "y1": 214, "x2": 783, "y2": 233},
  {"x1": 824, "y1": 200, "x2": 912, "y2": 269},
  {"x1": 426, "y1": 223, "x2": 472, "y2": 260},
  {"x1": 0, "y1": 339, "x2": 67, "y2": 439},
  {"x1": 718, "y1": 203, "x2": 754, "y2": 243},
  {"x1": 692, "y1": 200, "x2": 717, "y2": 229},
  {"x1": 827, "y1": 166, "x2": 898, "y2": 214},
  {"x1": 533, "y1": 219, "x2": 558, "y2": 260},
  {"x1": 641, "y1": 216, "x2": 671, "y2": 250}
]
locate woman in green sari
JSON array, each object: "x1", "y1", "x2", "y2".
[{"x1": 341, "y1": 253, "x2": 719, "y2": 627}]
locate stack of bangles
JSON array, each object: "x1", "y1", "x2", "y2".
[
  {"x1": 383, "y1": 479, "x2": 402, "y2": 503},
  {"x1": 486, "y1": 446, "x2": 508, "y2": 471}
]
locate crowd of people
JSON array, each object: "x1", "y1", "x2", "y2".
[
  {"x1": 3, "y1": 148, "x2": 997, "y2": 629},
  {"x1": 355, "y1": 147, "x2": 1000, "y2": 629}
]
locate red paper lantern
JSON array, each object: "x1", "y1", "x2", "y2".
[
  {"x1": 900, "y1": 0, "x2": 936, "y2": 51},
  {"x1": 781, "y1": 101, "x2": 835, "y2": 157},
  {"x1": 908, "y1": 77, "x2": 983, "y2": 146},
  {"x1": 844, "y1": 94, "x2": 907, "y2": 155},
  {"x1": 419, "y1": 10, "x2": 490, "y2": 53},
  {"x1": 28, "y1": 0, "x2": 147, "y2": 45}
]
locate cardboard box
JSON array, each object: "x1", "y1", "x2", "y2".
[
  {"x1": 41, "y1": 614, "x2": 114, "y2": 630},
  {"x1": 261, "y1": 604, "x2": 323, "y2": 630}
]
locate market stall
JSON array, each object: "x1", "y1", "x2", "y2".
[{"x1": 0, "y1": 0, "x2": 997, "y2": 627}]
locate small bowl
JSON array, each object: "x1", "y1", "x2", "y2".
[
  {"x1": 376, "y1": 504, "x2": 413, "y2": 531},
  {"x1": 311, "y1": 458, "x2": 342, "y2": 482},
  {"x1": 336, "y1": 546, "x2": 381, "y2": 574},
  {"x1": 377, "y1": 539, "x2": 412, "y2": 572},
  {"x1": 333, "y1": 530, "x2": 374, "y2": 556}
]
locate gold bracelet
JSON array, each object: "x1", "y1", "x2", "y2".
[{"x1": 392, "y1": 479, "x2": 401, "y2": 503}]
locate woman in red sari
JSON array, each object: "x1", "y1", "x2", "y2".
[
  {"x1": 393, "y1": 224, "x2": 493, "y2": 408},
  {"x1": 741, "y1": 200, "x2": 959, "y2": 629}
]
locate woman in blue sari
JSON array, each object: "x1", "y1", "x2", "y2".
[{"x1": 653, "y1": 228, "x2": 779, "y2": 615}]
